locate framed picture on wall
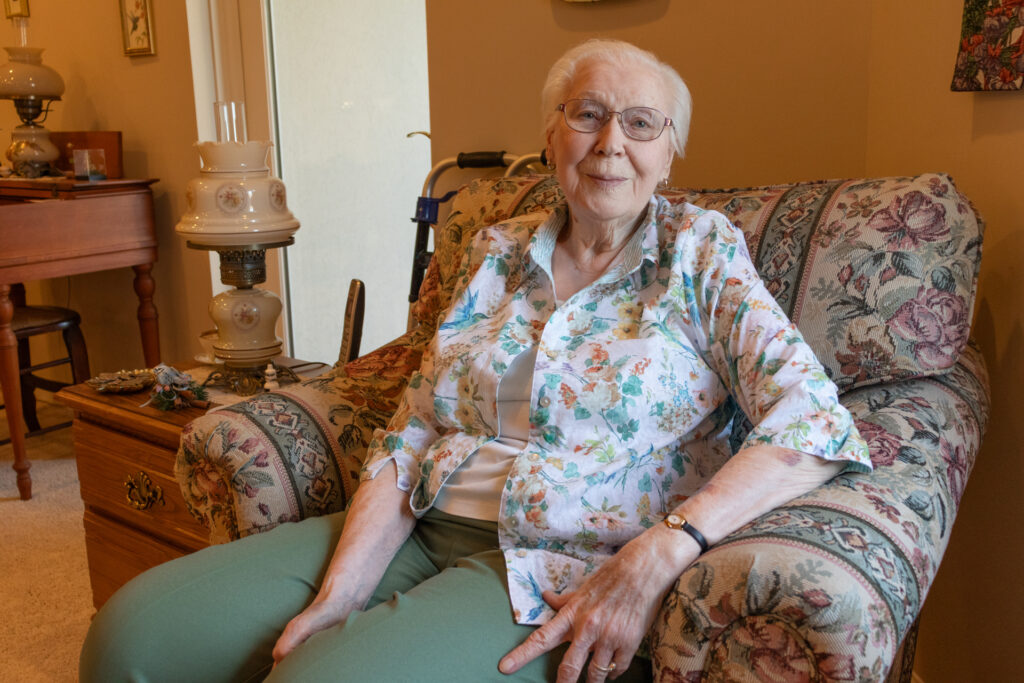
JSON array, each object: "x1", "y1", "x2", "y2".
[
  {"x1": 119, "y1": 0, "x2": 155, "y2": 56},
  {"x1": 4, "y1": 0, "x2": 29, "y2": 19}
]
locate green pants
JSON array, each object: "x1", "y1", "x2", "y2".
[{"x1": 80, "y1": 508, "x2": 652, "y2": 682}]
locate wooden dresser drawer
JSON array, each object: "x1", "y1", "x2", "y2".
[
  {"x1": 83, "y1": 509, "x2": 194, "y2": 609},
  {"x1": 74, "y1": 419, "x2": 209, "y2": 550}
]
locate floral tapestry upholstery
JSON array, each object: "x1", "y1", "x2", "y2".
[
  {"x1": 176, "y1": 328, "x2": 434, "y2": 542},
  {"x1": 651, "y1": 340, "x2": 989, "y2": 681},
  {"x1": 174, "y1": 172, "x2": 989, "y2": 680},
  {"x1": 661, "y1": 173, "x2": 983, "y2": 392},
  {"x1": 952, "y1": 0, "x2": 1024, "y2": 91}
]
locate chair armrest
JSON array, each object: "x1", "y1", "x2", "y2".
[
  {"x1": 174, "y1": 328, "x2": 430, "y2": 544},
  {"x1": 650, "y1": 345, "x2": 989, "y2": 680}
]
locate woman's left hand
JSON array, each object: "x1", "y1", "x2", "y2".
[{"x1": 499, "y1": 526, "x2": 700, "y2": 682}]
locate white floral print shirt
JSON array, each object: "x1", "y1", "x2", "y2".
[{"x1": 363, "y1": 195, "x2": 871, "y2": 625}]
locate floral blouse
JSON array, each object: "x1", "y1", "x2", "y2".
[{"x1": 362, "y1": 195, "x2": 871, "y2": 625}]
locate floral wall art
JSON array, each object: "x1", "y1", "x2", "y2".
[
  {"x1": 120, "y1": 0, "x2": 155, "y2": 56},
  {"x1": 952, "y1": 0, "x2": 1024, "y2": 90}
]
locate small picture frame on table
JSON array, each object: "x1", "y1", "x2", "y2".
[
  {"x1": 4, "y1": 0, "x2": 29, "y2": 19},
  {"x1": 120, "y1": 0, "x2": 155, "y2": 56}
]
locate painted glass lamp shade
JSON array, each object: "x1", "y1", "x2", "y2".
[{"x1": 175, "y1": 141, "x2": 299, "y2": 247}]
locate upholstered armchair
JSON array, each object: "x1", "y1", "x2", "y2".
[{"x1": 176, "y1": 172, "x2": 988, "y2": 681}]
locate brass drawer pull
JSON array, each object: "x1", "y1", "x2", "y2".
[{"x1": 124, "y1": 471, "x2": 165, "y2": 510}]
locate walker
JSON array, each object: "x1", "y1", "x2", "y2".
[{"x1": 407, "y1": 150, "x2": 547, "y2": 305}]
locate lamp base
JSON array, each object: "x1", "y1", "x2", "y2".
[
  {"x1": 209, "y1": 286, "x2": 284, "y2": 366},
  {"x1": 202, "y1": 360, "x2": 300, "y2": 396},
  {"x1": 7, "y1": 123, "x2": 61, "y2": 178},
  {"x1": 10, "y1": 158, "x2": 61, "y2": 178}
]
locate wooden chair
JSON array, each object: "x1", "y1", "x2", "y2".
[
  {"x1": 0, "y1": 284, "x2": 90, "y2": 445},
  {"x1": 337, "y1": 279, "x2": 365, "y2": 365}
]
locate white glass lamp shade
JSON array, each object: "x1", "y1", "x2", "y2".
[
  {"x1": 175, "y1": 140, "x2": 300, "y2": 248},
  {"x1": 0, "y1": 47, "x2": 64, "y2": 99}
]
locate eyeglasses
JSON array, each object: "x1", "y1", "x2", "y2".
[{"x1": 558, "y1": 99, "x2": 673, "y2": 141}]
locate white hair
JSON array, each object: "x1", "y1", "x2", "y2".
[{"x1": 541, "y1": 39, "x2": 692, "y2": 158}]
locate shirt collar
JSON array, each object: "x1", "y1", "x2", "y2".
[
  {"x1": 525, "y1": 195, "x2": 662, "y2": 281},
  {"x1": 525, "y1": 206, "x2": 566, "y2": 277}
]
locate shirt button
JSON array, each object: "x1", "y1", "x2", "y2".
[{"x1": 539, "y1": 396, "x2": 551, "y2": 408}]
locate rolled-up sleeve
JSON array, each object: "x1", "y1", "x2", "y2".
[
  {"x1": 698, "y1": 213, "x2": 872, "y2": 473},
  {"x1": 361, "y1": 338, "x2": 443, "y2": 491},
  {"x1": 360, "y1": 223, "x2": 500, "y2": 490}
]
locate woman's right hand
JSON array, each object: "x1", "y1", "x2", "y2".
[
  {"x1": 271, "y1": 592, "x2": 359, "y2": 663},
  {"x1": 269, "y1": 463, "x2": 418, "y2": 666}
]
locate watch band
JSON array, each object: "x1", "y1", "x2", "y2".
[{"x1": 663, "y1": 514, "x2": 709, "y2": 554}]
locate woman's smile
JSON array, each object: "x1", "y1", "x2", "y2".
[
  {"x1": 546, "y1": 58, "x2": 674, "y2": 237},
  {"x1": 585, "y1": 172, "x2": 629, "y2": 188}
]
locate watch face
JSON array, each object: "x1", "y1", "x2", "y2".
[{"x1": 666, "y1": 514, "x2": 682, "y2": 527}]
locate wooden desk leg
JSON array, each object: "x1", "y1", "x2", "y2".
[
  {"x1": 0, "y1": 283, "x2": 31, "y2": 500},
  {"x1": 132, "y1": 263, "x2": 161, "y2": 367}
]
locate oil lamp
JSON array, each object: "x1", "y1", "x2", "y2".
[{"x1": 175, "y1": 102, "x2": 300, "y2": 394}]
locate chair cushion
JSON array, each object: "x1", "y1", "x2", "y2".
[
  {"x1": 431, "y1": 172, "x2": 983, "y2": 392},
  {"x1": 12, "y1": 305, "x2": 81, "y2": 336}
]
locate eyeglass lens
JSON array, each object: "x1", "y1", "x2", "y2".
[{"x1": 561, "y1": 99, "x2": 669, "y2": 141}]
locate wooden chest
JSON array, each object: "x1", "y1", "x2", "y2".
[{"x1": 57, "y1": 381, "x2": 210, "y2": 610}]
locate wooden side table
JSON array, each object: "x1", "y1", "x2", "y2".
[
  {"x1": 57, "y1": 358, "x2": 327, "y2": 610},
  {"x1": 0, "y1": 177, "x2": 160, "y2": 501}
]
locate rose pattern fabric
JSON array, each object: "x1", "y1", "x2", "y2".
[
  {"x1": 662, "y1": 174, "x2": 983, "y2": 392},
  {"x1": 868, "y1": 191, "x2": 950, "y2": 249},
  {"x1": 175, "y1": 173, "x2": 989, "y2": 680},
  {"x1": 888, "y1": 287, "x2": 970, "y2": 371},
  {"x1": 856, "y1": 419, "x2": 903, "y2": 468}
]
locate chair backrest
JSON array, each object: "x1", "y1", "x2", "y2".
[{"x1": 337, "y1": 279, "x2": 365, "y2": 365}]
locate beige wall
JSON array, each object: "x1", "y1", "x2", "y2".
[
  {"x1": 1, "y1": 3, "x2": 210, "y2": 374},
  {"x1": 427, "y1": 1, "x2": 1021, "y2": 680},
  {"x1": 427, "y1": 1, "x2": 872, "y2": 191},
  {"x1": 866, "y1": 3, "x2": 1024, "y2": 682}
]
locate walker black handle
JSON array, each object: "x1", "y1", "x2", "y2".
[{"x1": 456, "y1": 151, "x2": 509, "y2": 168}]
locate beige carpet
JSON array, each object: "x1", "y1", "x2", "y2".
[{"x1": 0, "y1": 395, "x2": 92, "y2": 683}]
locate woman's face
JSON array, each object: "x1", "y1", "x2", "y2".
[{"x1": 546, "y1": 58, "x2": 675, "y2": 234}]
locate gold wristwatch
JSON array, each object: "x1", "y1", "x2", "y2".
[{"x1": 663, "y1": 513, "x2": 709, "y2": 554}]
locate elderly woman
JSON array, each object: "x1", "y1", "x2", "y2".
[{"x1": 81, "y1": 39, "x2": 869, "y2": 682}]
